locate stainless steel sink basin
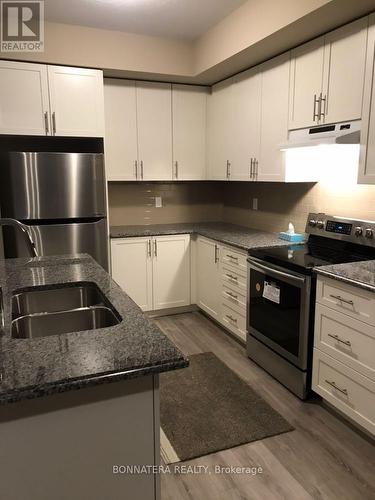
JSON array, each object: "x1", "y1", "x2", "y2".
[
  {"x1": 12, "y1": 306, "x2": 120, "y2": 339},
  {"x1": 12, "y1": 283, "x2": 106, "y2": 319}
]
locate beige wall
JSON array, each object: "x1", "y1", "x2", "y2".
[{"x1": 108, "y1": 182, "x2": 223, "y2": 226}]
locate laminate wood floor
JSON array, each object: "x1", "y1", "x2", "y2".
[{"x1": 155, "y1": 311, "x2": 375, "y2": 500}]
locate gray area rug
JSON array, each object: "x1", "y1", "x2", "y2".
[{"x1": 160, "y1": 352, "x2": 294, "y2": 463}]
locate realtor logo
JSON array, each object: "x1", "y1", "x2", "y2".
[{"x1": 1, "y1": 0, "x2": 44, "y2": 52}]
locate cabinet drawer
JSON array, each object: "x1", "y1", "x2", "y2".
[
  {"x1": 315, "y1": 304, "x2": 375, "y2": 381},
  {"x1": 222, "y1": 284, "x2": 247, "y2": 314},
  {"x1": 221, "y1": 265, "x2": 247, "y2": 293},
  {"x1": 221, "y1": 246, "x2": 247, "y2": 274},
  {"x1": 316, "y1": 276, "x2": 375, "y2": 326},
  {"x1": 312, "y1": 350, "x2": 375, "y2": 435},
  {"x1": 221, "y1": 304, "x2": 247, "y2": 342}
]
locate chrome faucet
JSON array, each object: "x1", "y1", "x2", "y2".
[{"x1": 0, "y1": 218, "x2": 38, "y2": 258}]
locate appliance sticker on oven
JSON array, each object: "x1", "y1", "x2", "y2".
[{"x1": 262, "y1": 281, "x2": 280, "y2": 304}]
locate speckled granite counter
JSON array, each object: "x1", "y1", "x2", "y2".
[
  {"x1": 315, "y1": 260, "x2": 375, "y2": 293},
  {"x1": 110, "y1": 222, "x2": 299, "y2": 251},
  {"x1": 0, "y1": 254, "x2": 187, "y2": 405}
]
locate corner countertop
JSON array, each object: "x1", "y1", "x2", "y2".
[
  {"x1": 315, "y1": 260, "x2": 375, "y2": 293},
  {"x1": 0, "y1": 254, "x2": 188, "y2": 406},
  {"x1": 110, "y1": 222, "x2": 299, "y2": 251}
]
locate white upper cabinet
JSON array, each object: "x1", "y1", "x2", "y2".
[
  {"x1": 289, "y1": 17, "x2": 368, "y2": 130},
  {"x1": 207, "y1": 78, "x2": 233, "y2": 180},
  {"x1": 104, "y1": 79, "x2": 138, "y2": 181},
  {"x1": 258, "y1": 53, "x2": 290, "y2": 182},
  {"x1": 230, "y1": 68, "x2": 261, "y2": 181},
  {"x1": 359, "y1": 14, "x2": 375, "y2": 184},
  {"x1": 172, "y1": 84, "x2": 207, "y2": 180},
  {"x1": 47, "y1": 66, "x2": 105, "y2": 137},
  {"x1": 0, "y1": 61, "x2": 50, "y2": 135},
  {"x1": 136, "y1": 81, "x2": 173, "y2": 181},
  {"x1": 289, "y1": 37, "x2": 325, "y2": 130}
]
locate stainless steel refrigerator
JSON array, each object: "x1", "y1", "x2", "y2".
[{"x1": 0, "y1": 152, "x2": 109, "y2": 270}]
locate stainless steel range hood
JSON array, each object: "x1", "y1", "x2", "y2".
[{"x1": 280, "y1": 120, "x2": 361, "y2": 150}]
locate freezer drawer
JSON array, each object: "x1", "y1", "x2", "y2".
[
  {"x1": 0, "y1": 152, "x2": 106, "y2": 219},
  {"x1": 3, "y1": 219, "x2": 109, "y2": 270}
]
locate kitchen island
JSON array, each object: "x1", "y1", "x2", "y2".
[{"x1": 0, "y1": 254, "x2": 188, "y2": 500}]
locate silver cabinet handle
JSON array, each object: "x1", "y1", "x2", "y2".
[
  {"x1": 44, "y1": 111, "x2": 49, "y2": 135},
  {"x1": 325, "y1": 380, "x2": 348, "y2": 396},
  {"x1": 225, "y1": 291, "x2": 238, "y2": 300},
  {"x1": 329, "y1": 294, "x2": 354, "y2": 306},
  {"x1": 214, "y1": 244, "x2": 219, "y2": 263},
  {"x1": 226, "y1": 314, "x2": 237, "y2": 323},
  {"x1": 313, "y1": 94, "x2": 320, "y2": 122},
  {"x1": 320, "y1": 92, "x2": 326, "y2": 120},
  {"x1": 250, "y1": 158, "x2": 253, "y2": 179},
  {"x1": 226, "y1": 273, "x2": 238, "y2": 282},
  {"x1": 147, "y1": 239, "x2": 152, "y2": 258},
  {"x1": 52, "y1": 111, "x2": 56, "y2": 135},
  {"x1": 140, "y1": 160, "x2": 144, "y2": 180},
  {"x1": 153, "y1": 239, "x2": 157, "y2": 257},
  {"x1": 174, "y1": 161, "x2": 179, "y2": 179},
  {"x1": 255, "y1": 159, "x2": 259, "y2": 179},
  {"x1": 227, "y1": 254, "x2": 238, "y2": 261},
  {"x1": 328, "y1": 333, "x2": 351, "y2": 347},
  {"x1": 135, "y1": 160, "x2": 138, "y2": 179},
  {"x1": 226, "y1": 160, "x2": 231, "y2": 179}
]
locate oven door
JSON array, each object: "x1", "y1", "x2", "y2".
[{"x1": 247, "y1": 257, "x2": 311, "y2": 370}]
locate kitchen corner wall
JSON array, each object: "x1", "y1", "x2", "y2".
[{"x1": 107, "y1": 182, "x2": 224, "y2": 226}]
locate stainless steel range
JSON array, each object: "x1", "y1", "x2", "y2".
[{"x1": 247, "y1": 213, "x2": 375, "y2": 399}]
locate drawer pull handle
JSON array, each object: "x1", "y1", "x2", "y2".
[
  {"x1": 329, "y1": 294, "x2": 354, "y2": 306},
  {"x1": 328, "y1": 333, "x2": 351, "y2": 347},
  {"x1": 226, "y1": 273, "x2": 238, "y2": 281},
  {"x1": 227, "y1": 254, "x2": 238, "y2": 261},
  {"x1": 325, "y1": 379, "x2": 348, "y2": 396},
  {"x1": 226, "y1": 314, "x2": 237, "y2": 323},
  {"x1": 225, "y1": 291, "x2": 238, "y2": 300}
]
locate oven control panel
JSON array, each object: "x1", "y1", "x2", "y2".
[{"x1": 306, "y1": 213, "x2": 375, "y2": 247}]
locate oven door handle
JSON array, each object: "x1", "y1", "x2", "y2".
[{"x1": 249, "y1": 259, "x2": 306, "y2": 285}]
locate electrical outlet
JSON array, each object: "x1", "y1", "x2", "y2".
[
  {"x1": 252, "y1": 198, "x2": 258, "y2": 210},
  {"x1": 155, "y1": 196, "x2": 163, "y2": 208}
]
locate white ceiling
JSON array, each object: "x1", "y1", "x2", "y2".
[{"x1": 44, "y1": 0, "x2": 247, "y2": 40}]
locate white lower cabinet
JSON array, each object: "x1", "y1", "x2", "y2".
[
  {"x1": 313, "y1": 276, "x2": 375, "y2": 435},
  {"x1": 196, "y1": 236, "x2": 221, "y2": 319},
  {"x1": 111, "y1": 235, "x2": 190, "y2": 312}
]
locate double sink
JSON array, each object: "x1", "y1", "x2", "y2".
[{"x1": 10, "y1": 283, "x2": 121, "y2": 339}]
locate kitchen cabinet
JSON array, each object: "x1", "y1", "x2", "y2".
[
  {"x1": 111, "y1": 237, "x2": 153, "y2": 311},
  {"x1": 48, "y1": 66, "x2": 105, "y2": 137},
  {"x1": 104, "y1": 79, "x2": 138, "y2": 181},
  {"x1": 289, "y1": 17, "x2": 368, "y2": 130},
  {"x1": 111, "y1": 235, "x2": 190, "y2": 311},
  {"x1": 136, "y1": 81, "x2": 173, "y2": 180},
  {"x1": 359, "y1": 14, "x2": 375, "y2": 184},
  {"x1": 196, "y1": 236, "x2": 221, "y2": 319},
  {"x1": 0, "y1": 60, "x2": 50, "y2": 135},
  {"x1": 207, "y1": 78, "x2": 233, "y2": 180},
  {"x1": 313, "y1": 276, "x2": 375, "y2": 435},
  {"x1": 0, "y1": 61, "x2": 104, "y2": 137},
  {"x1": 172, "y1": 84, "x2": 207, "y2": 180}
]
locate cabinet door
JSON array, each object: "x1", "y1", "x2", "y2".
[
  {"x1": 231, "y1": 68, "x2": 261, "y2": 180},
  {"x1": 322, "y1": 17, "x2": 368, "y2": 125},
  {"x1": 152, "y1": 235, "x2": 190, "y2": 310},
  {"x1": 48, "y1": 66, "x2": 105, "y2": 137},
  {"x1": 0, "y1": 61, "x2": 50, "y2": 135},
  {"x1": 104, "y1": 79, "x2": 138, "y2": 181},
  {"x1": 258, "y1": 53, "x2": 290, "y2": 182},
  {"x1": 359, "y1": 14, "x2": 375, "y2": 184},
  {"x1": 172, "y1": 85, "x2": 207, "y2": 180},
  {"x1": 207, "y1": 79, "x2": 233, "y2": 180},
  {"x1": 196, "y1": 237, "x2": 220, "y2": 320},
  {"x1": 289, "y1": 37, "x2": 325, "y2": 130},
  {"x1": 111, "y1": 238, "x2": 153, "y2": 311},
  {"x1": 136, "y1": 81, "x2": 173, "y2": 180}
]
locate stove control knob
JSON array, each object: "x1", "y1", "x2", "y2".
[
  {"x1": 309, "y1": 219, "x2": 317, "y2": 227},
  {"x1": 365, "y1": 228, "x2": 374, "y2": 239},
  {"x1": 316, "y1": 220, "x2": 325, "y2": 229},
  {"x1": 355, "y1": 227, "x2": 363, "y2": 236}
]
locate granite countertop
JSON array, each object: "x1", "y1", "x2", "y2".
[
  {"x1": 0, "y1": 254, "x2": 188, "y2": 405},
  {"x1": 110, "y1": 222, "x2": 299, "y2": 251},
  {"x1": 315, "y1": 260, "x2": 375, "y2": 293}
]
